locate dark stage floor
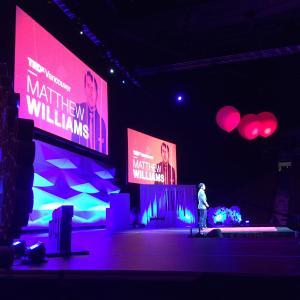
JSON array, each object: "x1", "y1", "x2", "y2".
[
  {"x1": 10, "y1": 227, "x2": 300, "y2": 275},
  {"x1": 1, "y1": 227, "x2": 300, "y2": 299}
]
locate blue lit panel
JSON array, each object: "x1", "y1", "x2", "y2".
[
  {"x1": 95, "y1": 170, "x2": 114, "y2": 179},
  {"x1": 71, "y1": 183, "x2": 99, "y2": 194},
  {"x1": 27, "y1": 140, "x2": 119, "y2": 229},
  {"x1": 47, "y1": 158, "x2": 77, "y2": 169},
  {"x1": 139, "y1": 185, "x2": 197, "y2": 227},
  {"x1": 33, "y1": 173, "x2": 54, "y2": 187}
]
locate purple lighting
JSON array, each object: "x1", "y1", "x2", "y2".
[
  {"x1": 27, "y1": 140, "x2": 120, "y2": 229},
  {"x1": 139, "y1": 185, "x2": 197, "y2": 227},
  {"x1": 51, "y1": 0, "x2": 77, "y2": 20}
]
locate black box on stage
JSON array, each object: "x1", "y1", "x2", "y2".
[{"x1": 49, "y1": 205, "x2": 74, "y2": 255}]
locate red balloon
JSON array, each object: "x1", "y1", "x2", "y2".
[
  {"x1": 216, "y1": 106, "x2": 241, "y2": 133},
  {"x1": 258, "y1": 112, "x2": 278, "y2": 138},
  {"x1": 238, "y1": 114, "x2": 261, "y2": 140}
]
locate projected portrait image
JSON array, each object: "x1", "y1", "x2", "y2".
[
  {"x1": 127, "y1": 128, "x2": 177, "y2": 185},
  {"x1": 14, "y1": 7, "x2": 108, "y2": 155},
  {"x1": 72, "y1": 70, "x2": 106, "y2": 153},
  {"x1": 154, "y1": 142, "x2": 176, "y2": 185}
]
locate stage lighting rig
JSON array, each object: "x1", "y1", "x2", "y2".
[
  {"x1": 12, "y1": 240, "x2": 26, "y2": 258},
  {"x1": 24, "y1": 242, "x2": 46, "y2": 264},
  {"x1": 50, "y1": 0, "x2": 140, "y2": 87}
]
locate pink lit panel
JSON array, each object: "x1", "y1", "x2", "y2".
[
  {"x1": 127, "y1": 128, "x2": 177, "y2": 185},
  {"x1": 14, "y1": 6, "x2": 108, "y2": 154}
]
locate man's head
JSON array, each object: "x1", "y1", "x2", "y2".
[
  {"x1": 161, "y1": 142, "x2": 169, "y2": 164},
  {"x1": 199, "y1": 183, "x2": 206, "y2": 190},
  {"x1": 84, "y1": 70, "x2": 98, "y2": 108}
]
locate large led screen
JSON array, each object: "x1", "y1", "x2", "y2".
[
  {"x1": 128, "y1": 128, "x2": 177, "y2": 185},
  {"x1": 14, "y1": 6, "x2": 108, "y2": 155}
]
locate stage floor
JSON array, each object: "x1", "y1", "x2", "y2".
[
  {"x1": 0, "y1": 226, "x2": 299, "y2": 299},
  {"x1": 10, "y1": 226, "x2": 300, "y2": 276}
]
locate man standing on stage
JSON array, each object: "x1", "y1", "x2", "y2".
[{"x1": 198, "y1": 183, "x2": 209, "y2": 230}]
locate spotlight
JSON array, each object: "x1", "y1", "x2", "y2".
[
  {"x1": 176, "y1": 95, "x2": 184, "y2": 103},
  {"x1": 24, "y1": 242, "x2": 46, "y2": 264},
  {"x1": 12, "y1": 240, "x2": 26, "y2": 257},
  {"x1": 122, "y1": 80, "x2": 126, "y2": 84},
  {"x1": 80, "y1": 31, "x2": 83, "y2": 35},
  {"x1": 109, "y1": 68, "x2": 115, "y2": 74}
]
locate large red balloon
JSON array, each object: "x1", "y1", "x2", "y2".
[
  {"x1": 258, "y1": 112, "x2": 278, "y2": 138},
  {"x1": 238, "y1": 114, "x2": 261, "y2": 140},
  {"x1": 216, "y1": 106, "x2": 241, "y2": 133}
]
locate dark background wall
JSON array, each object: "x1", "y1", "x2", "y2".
[{"x1": 2, "y1": 0, "x2": 300, "y2": 224}]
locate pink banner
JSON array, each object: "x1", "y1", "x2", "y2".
[
  {"x1": 14, "y1": 6, "x2": 108, "y2": 154},
  {"x1": 128, "y1": 128, "x2": 177, "y2": 185}
]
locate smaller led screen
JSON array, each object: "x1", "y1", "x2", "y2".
[{"x1": 127, "y1": 128, "x2": 177, "y2": 185}]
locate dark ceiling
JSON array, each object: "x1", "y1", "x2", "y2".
[
  {"x1": 3, "y1": 0, "x2": 300, "y2": 196},
  {"x1": 68, "y1": 0, "x2": 300, "y2": 68}
]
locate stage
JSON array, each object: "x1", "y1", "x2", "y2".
[
  {"x1": 8, "y1": 226, "x2": 300, "y2": 274},
  {"x1": 0, "y1": 226, "x2": 299, "y2": 299}
]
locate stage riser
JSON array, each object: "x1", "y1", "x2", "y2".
[{"x1": 222, "y1": 232, "x2": 295, "y2": 238}]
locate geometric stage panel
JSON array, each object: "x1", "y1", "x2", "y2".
[{"x1": 26, "y1": 140, "x2": 120, "y2": 229}]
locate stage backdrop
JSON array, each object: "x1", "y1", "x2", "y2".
[
  {"x1": 14, "y1": 6, "x2": 108, "y2": 155},
  {"x1": 127, "y1": 128, "x2": 177, "y2": 185},
  {"x1": 139, "y1": 184, "x2": 197, "y2": 227},
  {"x1": 27, "y1": 140, "x2": 119, "y2": 229}
]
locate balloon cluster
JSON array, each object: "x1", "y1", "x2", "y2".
[{"x1": 216, "y1": 106, "x2": 278, "y2": 140}]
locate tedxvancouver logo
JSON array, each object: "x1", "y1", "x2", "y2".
[{"x1": 26, "y1": 57, "x2": 90, "y2": 140}]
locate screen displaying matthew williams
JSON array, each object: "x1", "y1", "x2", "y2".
[
  {"x1": 128, "y1": 128, "x2": 177, "y2": 185},
  {"x1": 14, "y1": 6, "x2": 108, "y2": 155}
]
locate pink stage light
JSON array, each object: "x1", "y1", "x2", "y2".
[
  {"x1": 258, "y1": 112, "x2": 278, "y2": 138},
  {"x1": 238, "y1": 114, "x2": 261, "y2": 140},
  {"x1": 216, "y1": 106, "x2": 241, "y2": 133}
]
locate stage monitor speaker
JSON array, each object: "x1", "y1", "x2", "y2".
[{"x1": 206, "y1": 228, "x2": 223, "y2": 238}]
